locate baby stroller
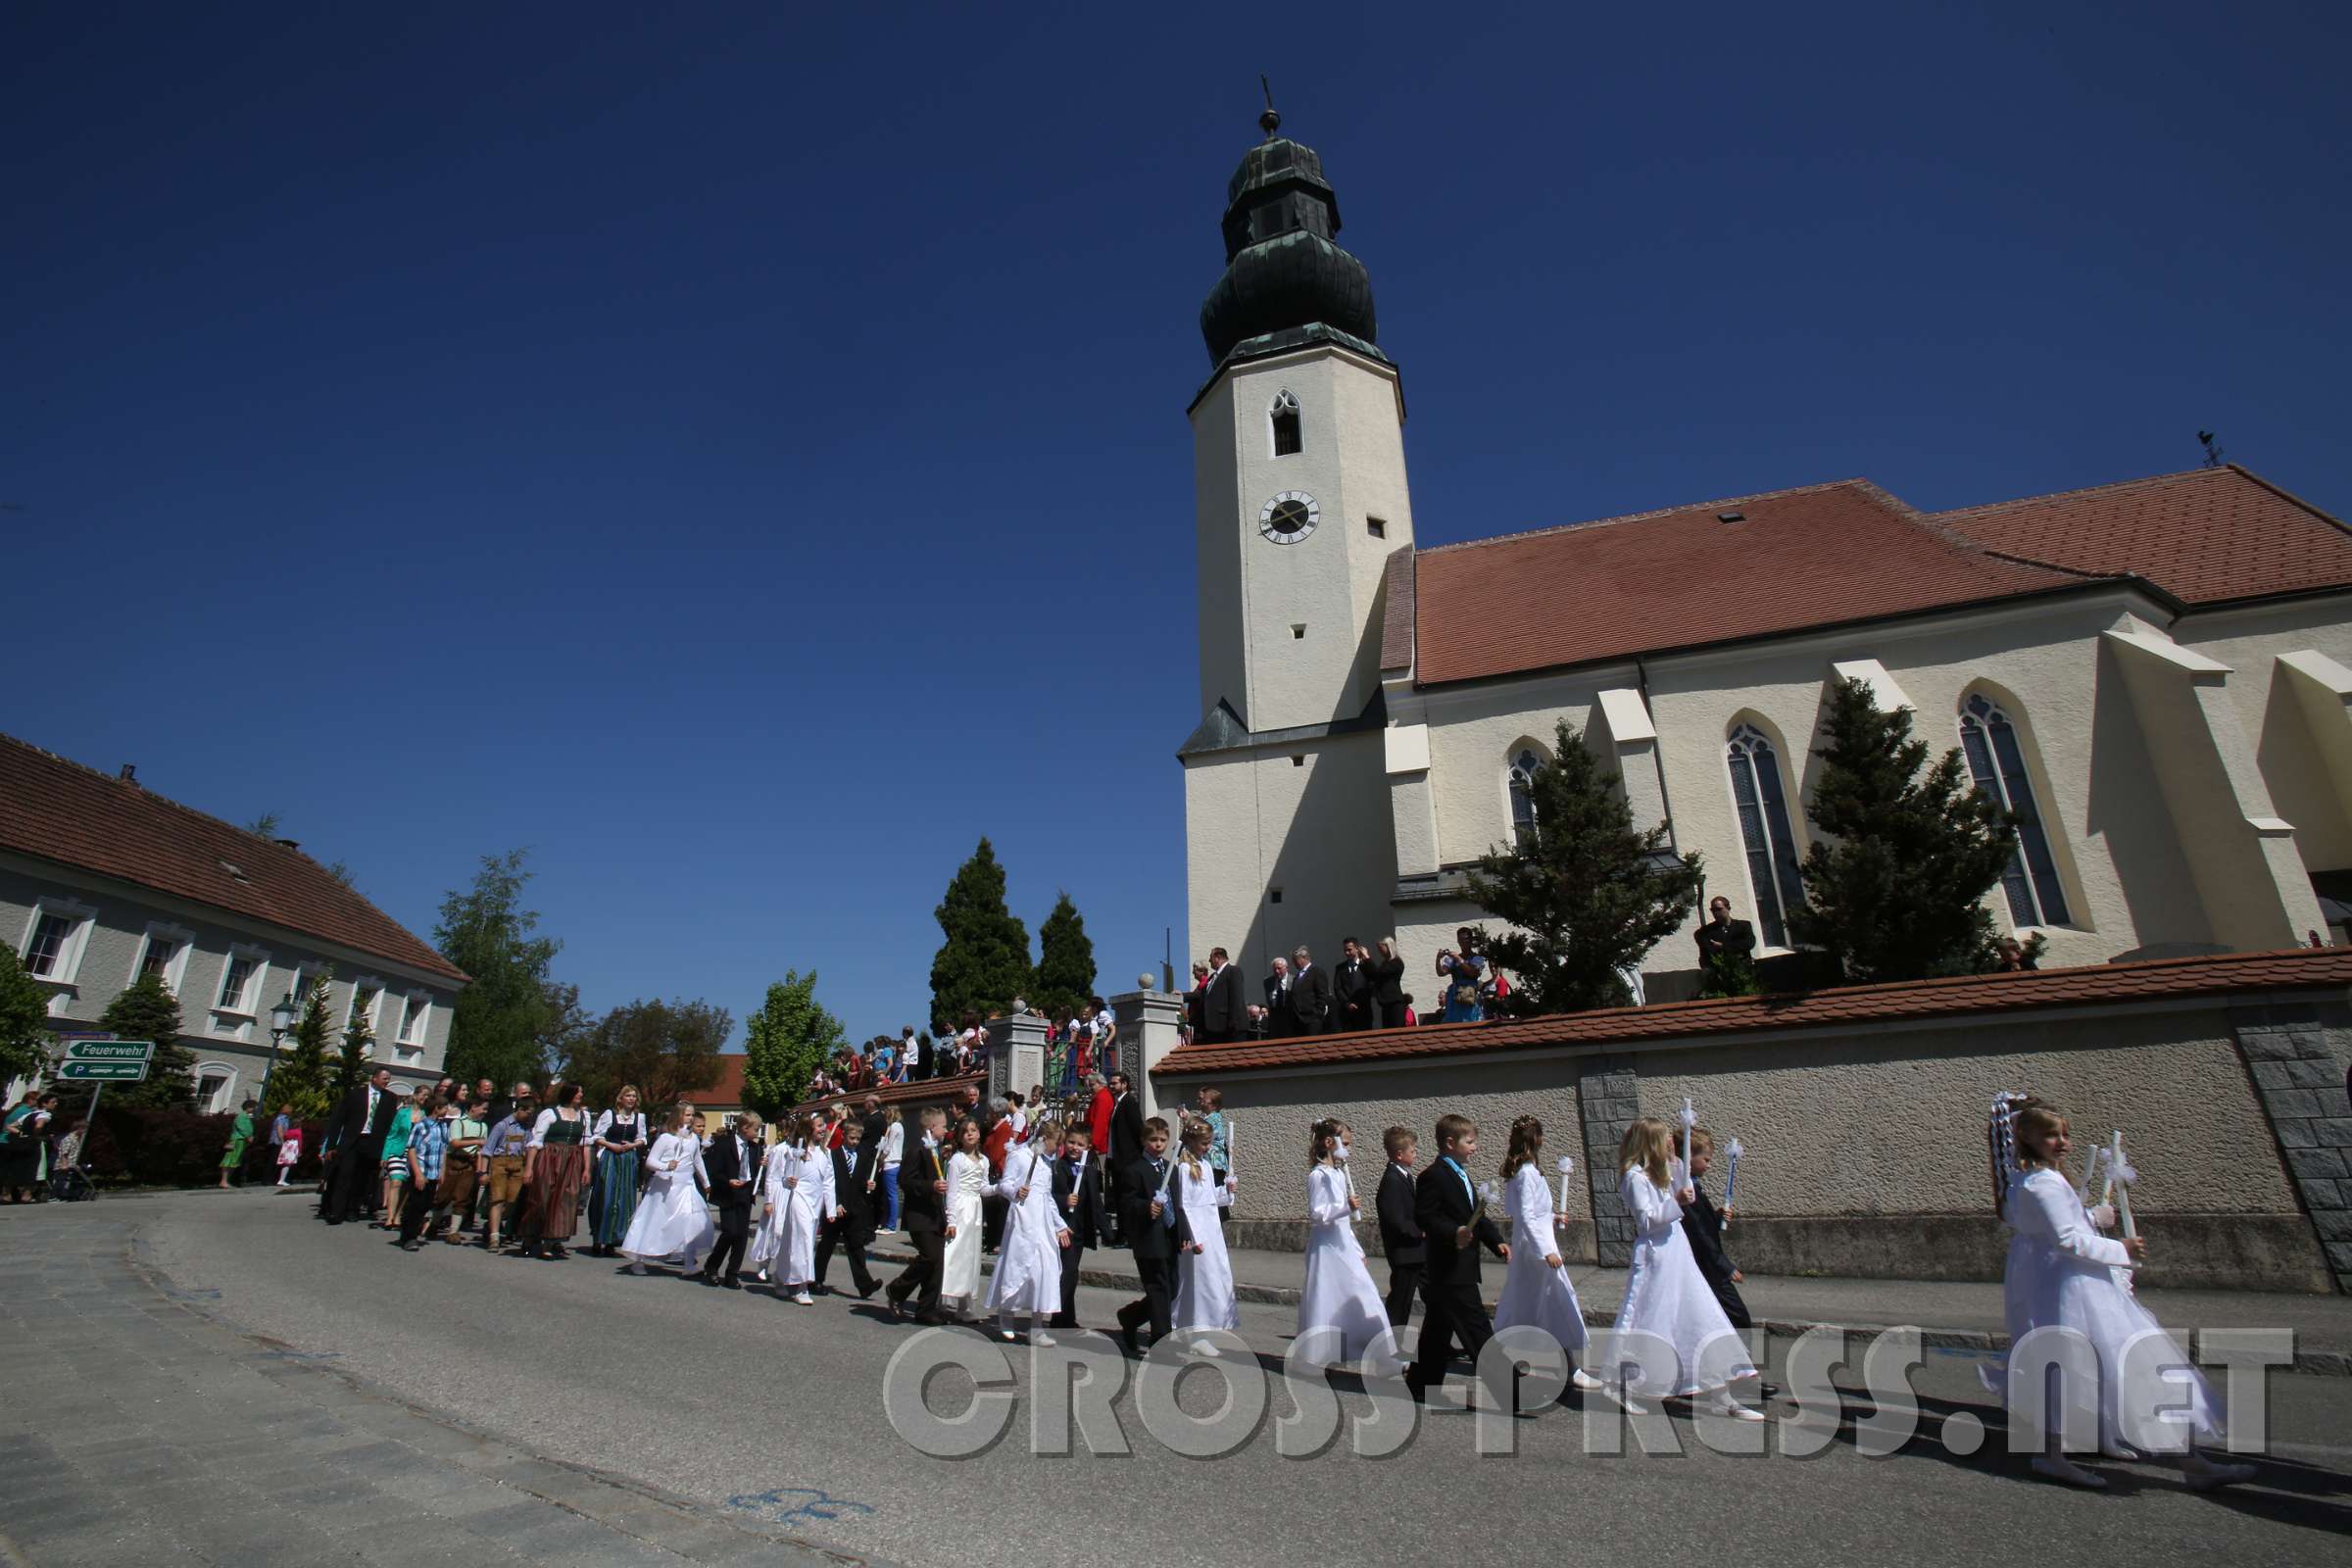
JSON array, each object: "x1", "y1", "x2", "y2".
[{"x1": 49, "y1": 1161, "x2": 95, "y2": 1202}]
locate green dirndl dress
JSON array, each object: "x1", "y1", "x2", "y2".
[
  {"x1": 220, "y1": 1111, "x2": 253, "y2": 1171},
  {"x1": 589, "y1": 1112, "x2": 647, "y2": 1247}
]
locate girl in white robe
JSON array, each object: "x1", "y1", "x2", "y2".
[
  {"x1": 988, "y1": 1120, "x2": 1072, "y2": 1345},
  {"x1": 620, "y1": 1109, "x2": 715, "y2": 1274},
  {"x1": 2000, "y1": 1102, "x2": 2255, "y2": 1491},
  {"x1": 763, "y1": 1117, "x2": 833, "y2": 1304},
  {"x1": 940, "y1": 1117, "x2": 990, "y2": 1316},
  {"x1": 1491, "y1": 1115, "x2": 1598, "y2": 1388},
  {"x1": 1171, "y1": 1119, "x2": 1239, "y2": 1348},
  {"x1": 1295, "y1": 1118, "x2": 1392, "y2": 1369},
  {"x1": 1610, "y1": 1117, "x2": 1760, "y2": 1418}
]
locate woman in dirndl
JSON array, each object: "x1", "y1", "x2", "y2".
[
  {"x1": 520, "y1": 1081, "x2": 592, "y2": 1260},
  {"x1": 588, "y1": 1086, "x2": 651, "y2": 1257}
]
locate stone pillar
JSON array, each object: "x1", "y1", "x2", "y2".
[
  {"x1": 1110, "y1": 990, "x2": 1187, "y2": 1121},
  {"x1": 986, "y1": 1013, "x2": 1048, "y2": 1102},
  {"x1": 2230, "y1": 1002, "x2": 2352, "y2": 1292},
  {"x1": 1577, "y1": 1054, "x2": 1641, "y2": 1267}
]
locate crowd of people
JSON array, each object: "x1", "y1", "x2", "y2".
[
  {"x1": 1182, "y1": 927, "x2": 1515, "y2": 1042},
  {"x1": 806, "y1": 997, "x2": 1121, "y2": 1102}
]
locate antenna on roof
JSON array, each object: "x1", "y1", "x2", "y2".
[{"x1": 2197, "y1": 429, "x2": 2226, "y2": 468}]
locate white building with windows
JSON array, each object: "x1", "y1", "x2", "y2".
[
  {"x1": 1, "y1": 734, "x2": 466, "y2": 1106},
  {"x1": 1180, "y1": 115, "x2": 2352, "y2": 1000}
]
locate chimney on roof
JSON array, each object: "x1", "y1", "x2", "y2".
[
  {"x1": 118, "y1": 763, "x2": 137, "y2": 784},
  {"x1": 274, "y1": 838, "x2": 301, "y2": 852}
]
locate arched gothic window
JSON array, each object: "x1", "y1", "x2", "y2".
[
  {"x1": 1508, "y1": 748, "x2": 1543, "y2": 849},
  {"x1": 1726, "y1": 723, "x2": 1806, "y2": 947},
  {"x1": 1958, "y1": 693, "x2": 2071, "y2": 927},
  {"x1": 1270, "y1": 390, "x2": 1301, "y2": 457}
]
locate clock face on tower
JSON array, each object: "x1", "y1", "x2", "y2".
[{"x1": 1258, "y1": 490, "x2": 1319, "y2": 545}]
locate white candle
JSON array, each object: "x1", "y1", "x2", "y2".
[
  {"x1": 2110, "y1": 1130, "x2": 2137, "y2": 1241},
  {"x1": 1678, "y1": 1098, "x2": 1695, "y2": 1189},
  {"x1": 1555, "y1": 1154, "x2": 1575, "y2": 1214},
  {"x1": 1226, "y1": 1114, "x2": 1236, "y2": 1175}
]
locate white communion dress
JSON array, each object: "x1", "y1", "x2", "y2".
[
  {"x1": 619, "y1": 1132, "x2": 715, "y2": 1265},
  {"x1": 985, "y1": 1145, "x2": 1066, "y2": 1317},
  {"x1": 1494, "y1": 1163, "x2": 1590, "y2": 1355},
  {"x1": 940, "y1": 1151, "x2": 990, "y2": 1305},
  {"x1": 1295, "y1": 1162, "x2": 1390, "y2": 1365},
  {"x1": 1172, "y1": 1158, "x2": 1239, "y2": 1335},
  {"x1": 1610, "y1": 1165, "x2": 1755, "y2": 1396},
  {"x1": 2000, "y1": 1167, "x2": 2219, "y2": 1449},
  {"x1": 762, "y1": 1142, "x2": 833, "y2": 1286}
]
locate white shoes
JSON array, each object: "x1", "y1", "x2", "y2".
[
  {"x1": 1570, "y1": 1368, "x2": 1602, "y2": 1392},
  {"x1": 1707, "y1": 1394, "x2": 1766, "y2": 1423},
  {"x1": 624, "y1": 1259, "x2": 646, "y2": 1276},
  {"x1": 1032, "y1": 1332, "x2": 1057, "y2": 1348},
  {"x1": 755, "y1": 1269, "x2": 770, "y2": 1283},
  {"x1": 792, "y1": 1291, "x2": 813, "y2": 1305}
]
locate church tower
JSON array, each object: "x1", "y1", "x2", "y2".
[{"x1": 1182, "y1": 102, "x2": 1411, "y2": 976}]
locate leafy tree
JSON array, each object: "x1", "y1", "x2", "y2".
[
  {"x1": 336, "y1": 987, "x2": 376, "y2": 1095},
  {"x1": 1032, "y1": 892, "x2": 1097, "y2": 1021},
  {"x1": 1466, "y1": 718, "x2": 1703, "y2": 1014},
  {"x1": 0, "y1": 947, "x2": 53, "y2": 1090},
  {"x1": 99, "y1": 972, "x2": 195, "y2": 1107},
  {"x1": 741, "y1": 971, "x2": 847, "y2": 1118},
  {"x1": 434, "y1": 850, "x2": 562, "y2": 1089},
  {"x1": 267, "y1": 975, "x2": 336, "y2": 1118},
  {"x1": 552, "y1": 998, "x2": 729, "y2": 1112},
  {"x1": 1786, "y1": 677, "x2": 2023, "y2": 981},
  {"x1": 244, "y1": 810, "x2": 284, "y2": 837},
  {"x1": 927, "y1": 838, "x2": 1034, "y2": 1033}
]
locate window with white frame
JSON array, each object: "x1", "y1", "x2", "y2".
[
  {"x1": 1507, "y1": 748, "x2": 1544, "y2": 849},
  {"x1": 1269, "y1": 389, "x2": 1302, "y2": 457},
  {"x1": 194, "y1": 1062, "x2": 237, "y2": 1114},
  {"x1": 18, "y1": 899, "x2": 95, "y2": 983},
  {"x1": 216, "y1": 952, "x2": 261, "y2": 1013},
  {"x1": 1726, "y1": 723, "x2": 1806, "y2": 948},
  {"x1": 1958, "y1": 693, "x2": 2072, "y2": 927},
  {"x1": 347, "y1": 981, "x2": 382, "y2": 1033},
  {"x1": 395, "y1": 993, "x2": 430, "y2": 1058},
  {"x1": 134, "y1": 922, "x2": 195, "y2": 995}
]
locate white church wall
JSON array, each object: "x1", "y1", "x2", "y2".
[
  {"x1": 1183, "y1": 730, "x2": 1397, "y2": 982},
  {"x1": 2179, "y1": 598, "x2": 2352, "y2": 876}
]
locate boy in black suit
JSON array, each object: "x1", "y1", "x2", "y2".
[
  {"x1": 1680, "y1": 1127, "x2": 1749, "y2": 1329},
  {"x1": 697, "y1": 1113, "x2": 763, "y2": 1288},
  {"x1": 1113, "y1": 1118, "x2": 1178, "y2": 1354},
  {"x1": 886, "y1": 1107, "x2": 952, "y2": 1322},
  {"x1": 815, "y1": 1121, "x2": 881, "y2": 1298},
  {"x1": 1051, "y1": 1123, "x2": 1108, "y2": 1329},
  {"x1": 1376, "y1": 1125, "x2": 1423, "y2": 1329},
  {"x1": 1407, "y1": 1112, "x2": 1510, "y2": 1406}
]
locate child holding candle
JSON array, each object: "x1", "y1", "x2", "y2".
[
  {"x1": 1610, "y1": 1117, "x2": 1762, "y2": 1420},
  {"x1": 1170, "y1": 1118, "x2": 1239, "y2": 1349},
  {"x1": 1296, "y1": 1118, "x2": 1393, "y2": 1369},
  {"x1": 2000, "y1": 1102, "x2": 2254, "y2": 1491},
  {"x1": 1491, "y1": 1116, "x2": 1598, "y2": 1392},
  {"x1": 988, "y1": 1118, "x2": 1073, "y2": 1346},
  {"x1": 1678, "y1": 1128, "x2": 1750, "y2": 1331}
]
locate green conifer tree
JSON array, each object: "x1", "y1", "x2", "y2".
[
  {"x1": 1032, "y1": 892, "x2": 1098, "y2": 1021},
  {"x1": 927, "y1": 839, "x2": 1034, "y2": 1034},
  {"x1": 99, "y1": 972, "x2": 194, "y2": 1107}
]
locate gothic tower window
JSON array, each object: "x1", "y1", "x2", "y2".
[
  {"x1": 1270, "y1": 390, "x2": 1301, "y2": 456},
  {"x1": 1508, "y1": 748, "x2": 1543, "y2": 849},
  {"x1": 1958, "y1": 693, "x2": 2071, "y2": 927},
  {"x1": 1726, "y1": 723, "x2": 1805, "y2": 948}
]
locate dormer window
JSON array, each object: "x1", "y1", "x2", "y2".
[{"x1": 1270, "y1": 390, "x2": 1301, "y2": 457}]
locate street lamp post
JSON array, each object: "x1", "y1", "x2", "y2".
[{"x1": 254, "y1": 991, "x2": 299, "y2": 1125}]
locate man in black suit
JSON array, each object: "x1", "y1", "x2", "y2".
[
  {"x1": 320, "y1": 1067, "x2": 399, "y2": 1224},
  {"x1": 1376, "y1": 1126, "x2": 1424, "y2": 1328},
  {"x1": 1407, "y1": 1113, "x2": 1511, "y2": 1407},
  {"x1": 1262, "y1": 956, "x2": 1295, "y2": 1039},
  {"x1": 886, "y1": 1106, "x2": 952, "y2": 1322},
  {"x1": 1051, "y1": 1123, "x2": 1108, "y2": 1329},
  {"x1": 1370, "y1": 939, "x2": 1408, "y2": 1030},
  {"x1": 1288, "y1": 946, "x2": 1334, "y2": 1035},
  {"x1": 1114, "y1": 1119, "x2": 1179, "y2": 1354},
  {"x1": 816, "y1": 1123, "x2": 881, "y2": 1298},
  {"x1": 1334, "y1": 940, "x2": 1376, "y2": 1035},
  {"x1": 1104, "y1": 1071, "x2": 1145, "y2": 1245},
  {"x1": 1198, "y1": 947, "x2": 1244, "y2": 1044},
  {"x1": 858, "y1": 1094, "x2": 887, "y2": 1152},
  {"x1": 1694, "y1": 896, "x2": 1758, "y2": 967},
  {"x1": 697, "y1": 1113, "x2": 762, "y2": 1288}
]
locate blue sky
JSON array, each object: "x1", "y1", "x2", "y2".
[{"x1": 7, "y1": 3, "x2": 2346, "y2": 1046}]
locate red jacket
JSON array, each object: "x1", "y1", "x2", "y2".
[
  {"x1": 1087, "y1": 1087, "x2": 1113, "y2": 1155},
  {"x1": 982, "y1": 1116, "x2": 1016, "y2": 1177}
]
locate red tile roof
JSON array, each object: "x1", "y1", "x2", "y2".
[
  {"x1": 1152, "y1": 948, "x2": 2352, "y2": 1075},
  {"x1": 684, "y1": 1054, "x2": 748, "y2": 1108},
  {"x1": 1410, "y1": 479, "x2": 2095, "y2": 686},
  {"x1": 1934, "y1": 465, "x2": 2352, "y2": 607},
  {"x1": 0, "y1": 732, "x2": 466, "y2": 984}
]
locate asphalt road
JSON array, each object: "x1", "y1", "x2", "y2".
[{"x1": 127, "y1": 1190, "x2": 2352, "y2": 1567}]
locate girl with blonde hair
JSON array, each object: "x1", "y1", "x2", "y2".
[
  {"x1": 1170, "y1": 1117, "x2": 1239, "y2": 1349},
  {"x1": 1607, "y1": 1116, "x2": 1760, "y2": 1419}
]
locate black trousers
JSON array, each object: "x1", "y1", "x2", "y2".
[
  {"x1": 1054, "y1": 1242, "x2": 1088, "y2": 1327},
  {"x1": 322, "y1": 1138, "x2": 383, "y2": 1222},
  {"x1": 1705, "y1": 1271, "x2": 1752, "y2": 1330},
  {"x1": 1377, "y1": 1002, "x2": 1408, "y2": 1030},
  {"x1": 815, "y1": 1217, "x2": 877, "y2": 1295},
  {"x1": 1118, "y1": 1252, "x2": 1178, "y2": 1344},
  {"x1": 887, "y1": 1226, "x2": 945, "y2": 1316},
  {"x1": 1410, "y1": 1275, "x2": 1494, "y2": 1397},
  {"x1": 398, "y1": 1184, "x2": 437, "y2": 1245},
  {"x1": 1384, "y1": 1258, "x2": 1421, "y2": 1328},
  {"x1": 703, "y1": 1204, "x2": 752, "y2": 1282}
]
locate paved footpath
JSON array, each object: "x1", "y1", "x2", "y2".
[{"x1": 11, "y1": 1189, "x2": 2352, "y2": 1568}]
